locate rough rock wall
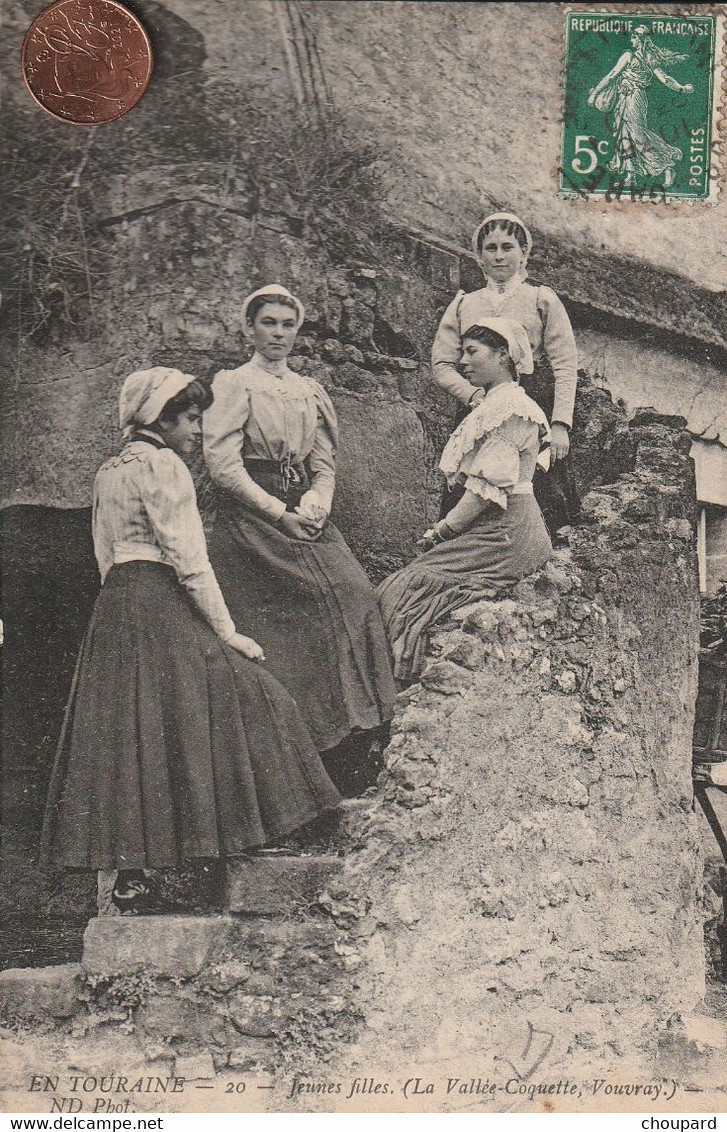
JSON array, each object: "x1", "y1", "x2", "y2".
[
  {"x1": 3, "y1": 1, "x2": 727, "y2": 519},
  {"x1": 163, "y1": 0, "x2": 727, "y2": 290},
  {"x1": 302, "y1": 415, "x2": 703, "y2": 1100},
  {"x1": 0, "y1": 149, "x2": 441, "y2": 557}
]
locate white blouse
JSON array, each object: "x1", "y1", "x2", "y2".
[
  {"x1": 431, "y1": 280, "x2": 578, "y2": 427},
  {"x1": 92, "y1": 437, "x2": 236, "y2": 641},
  {"x1": 203, "y1": 353, "x2": 338, "y2": 522},
  {"x1": 439, "y1": 383, "x2": 551, "y2": 510}
]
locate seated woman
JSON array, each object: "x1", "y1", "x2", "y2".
[
  {"x1": 432, "y1": 211, "x2": 579, "y2": 536},
  {"x1": 40, "y1": 367, "x2": 340, "y2": 909},
  {"x1": 203, "y1": 285, "x2": 395, "y2": 774},
  {"x1": 378, "y1": 320, "x2": 553, "y2": 683}
]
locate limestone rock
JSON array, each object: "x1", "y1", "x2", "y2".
[
  {"x1": 420, "y1": 659, "x2": 472, "y2": 695},
  {"x1": 174, "y1": 1051, "x2": 216, "y2": 1081},
  {"x1": 0, "y1": 964, "x2": 82, "y2": 1020},
  {"x1": 228, "y1": 994, "x2": 289, "y2": 1037},
  {"x1": 82, "y1": 916, "x2": 219, "y2": 977}
]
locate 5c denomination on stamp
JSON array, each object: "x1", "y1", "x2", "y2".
[{"x1": 560, "y1": 11, "x2": 721, "y2": 202}]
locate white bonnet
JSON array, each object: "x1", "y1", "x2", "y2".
[
  {"x1": 461, "y1": 317, "x2": 534, "y2": 376},
  {"x1": 119, "y1": 367, "x2": 198, "y2": 438},
  {"x1": 241, "y1": 284, "x2": 305, "y2": 329},
  {"x1": 472, "y1": 212, "x2": 533, "y2": 258}
]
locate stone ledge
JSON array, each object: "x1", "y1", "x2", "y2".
[
  {"x1": 658, "y1": 1014, "x2": 727, "y2": 1090},
  {"x1": 83, "y1": 916, "x2": 220, "y2": 977},
  {"x1": 83, "y1": 915, "x2": 339, "y2": 977},
  {"x1": 225, "y1": 855, "x2": 342, "y2": 914},
  {"x1": 0, "y1": 963, "x2": 83, "y2": 1020}
]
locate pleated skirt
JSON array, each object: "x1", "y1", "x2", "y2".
[
  {"x1": 40, "y1": 562, "x2": 341, "y2": 870},
  {"x1": 377, "y1": 494, "x2": 553, "y2": 682},
  {"x1": 207, "y1": 501, "x2": 396, "y2": 753}
]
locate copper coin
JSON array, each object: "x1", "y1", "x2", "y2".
[{"x1": 22, "y1": 0, "x2": 153, "y2": 125}]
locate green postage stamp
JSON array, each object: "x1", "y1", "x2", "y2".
[{"x1": 560, "y1": 11, "x2": 721, "y2": 202}]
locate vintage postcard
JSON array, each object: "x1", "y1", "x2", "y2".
[{"x1": 1, "y1": 0, "x2": 726, "y2": 1122}]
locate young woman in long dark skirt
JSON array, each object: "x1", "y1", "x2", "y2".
[
  {"x1": 203, "y1": 286, "x2": 395, "y2": 787},
  {"x1": 40, "y1": 367, "x2": 340, "y2": 909}
]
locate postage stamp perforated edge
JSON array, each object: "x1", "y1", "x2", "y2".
[{"x1": 556, "y1": 4, "x2": 726, "y2": 206}]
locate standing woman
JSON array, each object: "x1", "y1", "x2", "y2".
[
  {"x1": 40, "y1": 368, "x2": 340, "y2": 906},
  {"x1": 379, "y1": 320, "x2": 553, "y2": 683},
  {"x1": 432, "y1": 211, "x2": 579, "y2": 536},
  {"x1": 203, "y1": 285, "x2": 395, "y2": 769}
]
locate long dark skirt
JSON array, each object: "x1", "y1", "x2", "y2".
[
  {"x1": 40, "y1": 562, "x2": 341, "y2": 870},
  {"x1": 379, "y1": 493, "x2": 552, "y2": 682},
  {"x1": 439, "y1": 367, "x2": 581, "y2": 536},
  {"x1": 207, "y1": 477, "x2": 396, "y2": 754}
]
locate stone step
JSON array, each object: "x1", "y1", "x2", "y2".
[
  {"x1": 93, "y1": 802, "x2": 370, "y2": 915},
  {"x1": 82, "y1": 914, "x2": 338, "y2": 978},
  {"x1": 224, "y1": 853, "x2": 343, "y2": 914},
  {"x1": 0, "y1": 963, "x2": 83, "y2": 1022}
]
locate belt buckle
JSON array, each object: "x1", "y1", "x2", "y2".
[{"x1": 280, "y1": 455, "x2": 298, "y2": 493}]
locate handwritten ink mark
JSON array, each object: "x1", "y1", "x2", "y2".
[{"x1": 495, "y1": 1021, "x2": 555, "y2": 1083}]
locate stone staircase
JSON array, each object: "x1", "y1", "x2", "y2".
[{"x1": 0, "y1": 802, "x2": 369, "y2": 1078}]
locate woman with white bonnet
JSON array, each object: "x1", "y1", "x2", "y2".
[
  {"x1": 432, "y1": 211, "x2": 579, "y2": 536},
  {"x1": 203, "y1": 285, "x2": 395, "y2": 787},
  {"x1": 379, "y1": 320, "x2": 553, "y2": 683},
  {"x1": 41, "y1": 367, "x2": 340, "y2": 909}
]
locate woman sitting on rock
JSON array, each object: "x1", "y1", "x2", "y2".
[
  {"x1": 41, "y1": 367, "x2": 341, "y2": 909},
  {"x1": 378, "y1": 319, "x2": 553, "y2": 683},
  {"x1": 203, "y1": 285, "x2": 395, "y2": 786},
  {"x1": 432, "y1": 211, "x2": 579, "y2": 536}
]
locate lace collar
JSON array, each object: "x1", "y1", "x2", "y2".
[
  {"x1": 250, "y1": 350, "x2": 291, "y2": 379},
  {"x1": 484, "y1": 273, "x2": 528, "y2": 300},
  {"x1": 439, "y1": 382, "x2": 551, "y2": 480}
]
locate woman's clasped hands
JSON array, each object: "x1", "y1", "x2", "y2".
[
  {"x1": 278, "y1": 511, "x2": 325, "y2": 541},
  {"x1": 275, "y1": 489, "x2": 327, "y2": 541}
]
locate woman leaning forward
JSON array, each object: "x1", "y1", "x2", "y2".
[{"x1": 40, "y1": 368, "x2": 340, "y2": 906}]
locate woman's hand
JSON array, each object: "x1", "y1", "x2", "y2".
[
  {"x1": 227, "y1": 633, "x2": 266, "y2": 661},
  {"x1": 416, "y1": 519, "x2": 456, "y2": 551},
  {"x1": 550, "y1": 423, "x2": 571, "y2": 462},
  {"x1": 296, "y1": 490, "x2": 328, "y2": 525},
  {"x1": 416, "y1": 528, "x2": 438, "y2": 551},
  {"x1": 278, "y1": 512, "x2": 324, "y2": 541},
  {"x1": 295, "y1": 502, "x2": 328, "y2": 524}
]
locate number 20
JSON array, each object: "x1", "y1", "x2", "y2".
[{"x1": 572, "y1": 135, "x2": 609, "y2": 174}]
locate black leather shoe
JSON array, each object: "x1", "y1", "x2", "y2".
[{"x1": 111, "y1": 870, "x2": 150, "y2": 912}]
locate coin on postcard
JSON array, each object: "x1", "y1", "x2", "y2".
[{"x1": 21, "y1": 0, "x2": 153, "y2": 125}]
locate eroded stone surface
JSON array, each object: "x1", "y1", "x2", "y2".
[
  {"x1": 82, "y1": 917, "x2": 219, "y2": 978},
  {"x1": 0, "y1": 964, "x2": 82, "y2": 1021},
  {"x1": 304, "y1": 418, "x2": 705, "y2": 1097},
  {"x1": 225, "y1": 855, "x2": 343, "y2": 915}
]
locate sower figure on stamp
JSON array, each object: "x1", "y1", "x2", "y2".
[
  {"x1": 587, "y1": 26, "x2": 693, "y2": 189},
  {"x1": 40, "y1": 368, "x2": 340, "y2": 912},
  {"x1": 431, "y1": 211, "x2": 579, "y2": 538}
]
